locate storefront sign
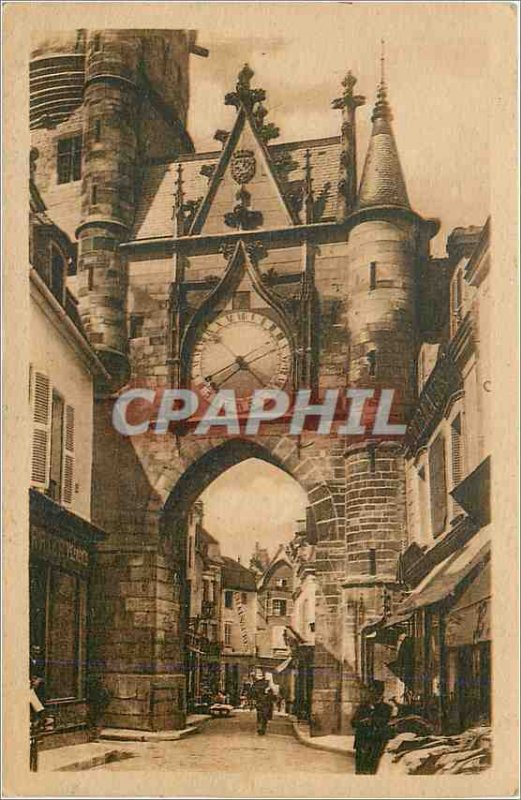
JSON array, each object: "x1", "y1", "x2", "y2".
[
  {"x1": 233, "y1": 591, "x2": 251, "y2": 651},
  {"x1": 31, "y1": 526, "x2": 89, "y2": 568}
]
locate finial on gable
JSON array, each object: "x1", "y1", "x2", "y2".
[
  {"x1": 223, "y1": 64, "x2": 280, "y2": 143},
  {"x1": 303, "y1": 148, "x2": 314, "y2": 224},
  {"x1": 173, "y1": 162, "x2": 185, "y2": 236},
  {"x1": 332, "y1": 70, "x2": 365, "y2": 220},
  {"x1": 332, "y1": 70, "x2": 365, "y2": 112},
  {"x1": 224, "y1": 63, "x2": 266, "y2": 111}
]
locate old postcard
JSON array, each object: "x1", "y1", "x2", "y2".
[{"x1": 2, "y1": 2, "x2": 519, "y2": 797}]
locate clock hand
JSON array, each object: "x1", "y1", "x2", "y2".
[
  {"x1": 242, "y1": 345, "x2": 280, "y2": 368},
  {"x1": 203, "y1": 341, "x2": 273, "y2": 384},
  {"x1": 208, "y1": 354, "x2": 270, "y2": 391},
  {"x1": 210, "y1": 363, "x2": 242, "y2": 389},
  {"x1": 239, "y1": 360, "x2": 271, "y2": 386},
  {"x1": 204, "y1": 358, "x2": 241, "y2": 383}
]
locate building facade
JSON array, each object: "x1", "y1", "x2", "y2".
[
  {"x1": 29, "y1": 30, "x2": 491, "y2": 739},
  {"x1": 29, "y1": 172, "x2": 108, "y2": 748},
  {"x1": 361, "y1": 221, "x2": 491, "y2": 735},
  {"x1": 184, "y1": 502, "x2": 223, "y2": 712},
  {"x1": 221, "y1": 558, "x2": 257, "y2": 705},
  {"x1": 286, "y1": 515, "x2": 317, "y2": 721}
]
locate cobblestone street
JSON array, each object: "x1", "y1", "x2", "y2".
[{"x1": 93, "y1": 713, "x2": 353, "y2": 773}]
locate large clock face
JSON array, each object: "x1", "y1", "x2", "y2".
[{"x1": 190, "y1": 311, "x2": 292, "y2": 402}]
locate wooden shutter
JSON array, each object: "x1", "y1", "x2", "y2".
[
  {"x1": 62, "y1": 404, "x2": 75, "y2": 504},
  {"x1": 429, "y1": 433, "x2": 447, "y2": 537},
  {"x1": 451, "y1": 414, "x2": 464, "y2": 518},
  {"x1": 451, "y1": 268, "x2": 463, "y2": 335},
  {"x1": 31, "y1": 372, "x2": 51, "y2": 488}
]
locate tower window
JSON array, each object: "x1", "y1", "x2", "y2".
[
  {"x1": 94, "y1": 119, "x2": 101, "y2": 143},
  {"x1": 91, "y1": 184, "x2": 98, "y2": 205},
  {"x1": 367, "y1": 349, "x2": 377, "y2": 378},
  {"x1": 369, "y1": 261, "x2": 377, "y2": 291},
  {"x1": 369, "y1": 548, "x2": 377, "y2": 576},
  {"x1": 57, "y1": 136, "x2": 82, "y2": 184},
  {"x1": 93, "y1": 33, "x2": 102, "y2": 52},
  {"x1": 129, "y1": 314, "x2": 144, "y2": 339},
  {"x1": 368, "y1": 445, "x2": 377, "y2": 473}
]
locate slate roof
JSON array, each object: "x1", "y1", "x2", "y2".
[
  {"x1": 221, "y1": 556, "x2": 257, "y2": 592},
  {"x1": 132, "y1": 136, "x2": 341, "y2": 240},
  {"x1": 357, "y1": 83, "x2": 410, "y2": 210}
]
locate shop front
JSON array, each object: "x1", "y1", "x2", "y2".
[
  {"x1": 29, "y1": 489, "x2": 106, "y2": 748},
  {"x1": 443, "y1": 558, "x2": 491, "y2": 732},
  {"x1": 365, "y1": 525, "x2": 491, "y2": 735}
]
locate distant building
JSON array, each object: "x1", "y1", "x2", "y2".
[
  {"x1": 362, "y1": 221, "x2": 491, "y2": 735},
  {"x1": 286, "y1": 512, "x2": 317, "y2": 720},
  {"x1": 220, "y1": 557, "x2": 257, "y2": 705},
  {"x1": 184, "y1": 502, "x2": 223, "y2": 711},
  {"x1": 249, "y1": 542, "x2": 271, "y2": 577},
  {"x1": 256, "y1": 545, "x2": 295, "y2": 700}
]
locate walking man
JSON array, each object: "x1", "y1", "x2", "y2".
[
  {"x1": 252, "y1": 668, "x2": 275, "y2": 736},
  {"x1": 351, "y1": 681, "x2": 392, "y2": 774}
]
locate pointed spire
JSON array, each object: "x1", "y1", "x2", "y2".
[{"x1": 357, "y1": 42, "x2": 410, "y2": 210}]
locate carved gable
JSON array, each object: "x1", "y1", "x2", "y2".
[{"x1": 192, "y1": 110, "x2": 295, "y2": 236}]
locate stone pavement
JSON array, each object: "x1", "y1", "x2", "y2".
[
  {"x1": 38, "y1": 712, "x2": 355, "y2": 773},
  {"x1": 292, "y1": 720, "x2": 355, "y2": 756},
  {"x1": 38, "y1": 741, "x2": 138, "y2": 772},
  {"x1": 92, "y1": 712, "x2": 353, "y2": 773}
]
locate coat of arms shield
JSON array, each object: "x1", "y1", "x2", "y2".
[{"x1": 230, "y1": 149, "x2": 256, "y2": 185}]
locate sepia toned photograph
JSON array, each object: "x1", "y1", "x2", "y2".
[{"x1": 2, "y1": 2, "x2": 519, "y2": 797}]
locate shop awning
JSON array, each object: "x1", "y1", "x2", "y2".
[
  {"x1": 274, "y1": 655, "x2": 294, "y2": 673},
  {"x1": 388, "y1": 526, "x2": 491, "y2": 620}
]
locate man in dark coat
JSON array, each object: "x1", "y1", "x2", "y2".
[
  {"x1": 251, "y1": 669, "x2": 276, "y2": 735},
  {"x1": 351, "y1": 681, "x2": 392, "y2": 774}
]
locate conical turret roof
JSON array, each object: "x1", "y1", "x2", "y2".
[{"x1": 357, "y1": 78, "x2": 410, "y2": 210}]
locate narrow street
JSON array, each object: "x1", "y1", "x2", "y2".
[{"x1": 94, "y1": 712, "x2": 353, "y2": 773}]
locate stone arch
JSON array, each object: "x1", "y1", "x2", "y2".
[{"x1": 150, "y1": 434, "x2": 341, "y2": 545}]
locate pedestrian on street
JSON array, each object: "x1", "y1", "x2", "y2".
[
  {"x1": 351, "y1": 681, "x2": 392, "y2": 774},
  {"x1": 252, "y1": 669, "x2": 275, "y2": 736}
]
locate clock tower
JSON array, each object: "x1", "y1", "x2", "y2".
[{"x1": 88, "y1": 63, "x2": 439, "y2": 735}]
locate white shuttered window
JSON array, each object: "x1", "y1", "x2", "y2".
[
  {"x1": 31, "y1": 372, "x2": 51, "y2": 488},
  {"x1": 30, "y1": 369, "x2": 75, "y2": 505}
]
